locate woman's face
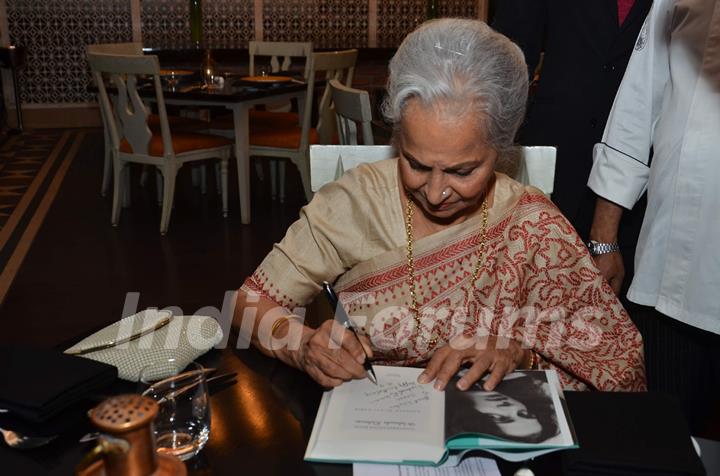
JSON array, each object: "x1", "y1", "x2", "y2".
[
  {"x1": 472, "y1": 391, "x2": 542, "y2": 439},
  {"x1": 397, "y1": 99, "x2": 498, "y2": 223}
]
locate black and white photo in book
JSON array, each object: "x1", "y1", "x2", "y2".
[
  {"x1": 304, "y1": 366, "x2": 577, "y2": 466},
  {"x1": 445, "y1": 370, "x2": 568, "y2": 446}
]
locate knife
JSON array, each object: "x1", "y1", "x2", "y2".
[{"x1": 66, "y1": 315, "x2": 173, "y2": 356}]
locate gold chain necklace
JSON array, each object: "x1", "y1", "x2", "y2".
[{"x1": 404, "y1": 196, "x2": 489, "y2": 346}]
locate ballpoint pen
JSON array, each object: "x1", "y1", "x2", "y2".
[
  {"x1": 322, "y1": 281, "x2": 378, "y2": 385},
  {"x1": 66, "y1": 315, "x2": 173, "y2": 356}
]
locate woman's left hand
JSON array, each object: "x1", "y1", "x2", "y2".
[{"x1": 417, "y1": 335, "x2": 528, "y2": 392}]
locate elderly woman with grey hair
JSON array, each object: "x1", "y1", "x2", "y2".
[{"x1": 234, "y1": 19, "x2": 646, "y2": 393}]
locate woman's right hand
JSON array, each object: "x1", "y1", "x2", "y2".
[
  {"x1": 289, "y1": 319, "x2": 373, "y2": 387},
  {"x1": 593, "y1": 251, "x2": 625, "y2": 295}
]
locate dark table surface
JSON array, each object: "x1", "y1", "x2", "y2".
[
  {"x1": 184, "y1": 347, "x2": 564, "y2": 476},
  {"x1": 1, "y1": 336, "x2": 710, "y2": 476},
  {"x1": 1, "y1": 343, "x2": 567, "y2": 476},
  {"x1": 89, "y1": 72, "x2": 310, "y2": 104}
]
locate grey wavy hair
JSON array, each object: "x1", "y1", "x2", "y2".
[{"x1": 382, "y1": 18, "x2": 528, "y2": 157}]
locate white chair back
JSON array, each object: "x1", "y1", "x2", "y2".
[
  {"x1": 329, "y1": 79, "x2": 374, "y2": 145},
  {"x1": 249, "y1": 41, "x2": 313, "y2": 114},
  {"x1": 515, "y1": 146, "x2": 556, "y2": 196},
  {"x1": 87, "y1": 53, "x2": 173, "y2": 159},
  {"x1": 87, "y1": 43, "x2": 144, "y2": 196},
  {"x1": 312, "y1": 50, "x2": 358, "y2": 145},
  {"x1": 310, "y1": 145, "x2": 395, "y2": 192},
  {"x1": 244, "y1": 49, "x2": 359, "y2": 202},
  {"x1": 310, "y1": 145, "x2": 557, "y2": 195},
  {"x1": 88, "y1": 51, "x2": 231, "y2": 234},
  {"x1": 249, "y1": 41, "x2": 313, "y2": 78}
]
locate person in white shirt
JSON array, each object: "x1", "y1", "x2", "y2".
[{"x1": 587, "y1": 0, "x2": 720, "y2": 435}]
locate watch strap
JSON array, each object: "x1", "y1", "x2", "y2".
[{"x1": 586, "y1": 240, "x2": 620, "y2": 256}]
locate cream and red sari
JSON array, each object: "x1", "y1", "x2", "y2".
[{"x1": 242, "y1": 159, "x2": 646, "y2": 391}]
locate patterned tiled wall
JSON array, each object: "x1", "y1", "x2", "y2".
[
  {"x1": 439, "y1": 0, "x2": 479, "y2": 19},
  {"x1": 140, "y1": 0, "x2": 191, "y2": 50},
  {"x1": 202, "y1": 0, "x2": 254, "y2": 49},
  {"x1": 140, "y1": 0, "x2": 254, "y2": 49},
  {"x1": 6, "y1": 0, "x2": 133, "y2": 104},
  {"x1": 262, "y1": 0, "x2": 368, "y2": 49},
  {"x1": 377, "y1": 0, "x2": 479, "y2": 48},
  {"x1": 3, "y1": 0, "x2": 484, "y2": 106},
  {"x1": 376, "y1": 0, "x2": 425, "y2": 48}
]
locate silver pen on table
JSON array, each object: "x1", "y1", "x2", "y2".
[
  {"x1": 322, "y1": 281, "x2": 378, "y2": 385},
  {"x1": 66, "y1": 315, "x2": 173, "y2": 356}
]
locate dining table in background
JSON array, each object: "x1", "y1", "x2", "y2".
[
  {"x1": 90, "y1": 74, "x2": 310, "y2": 225},
  {"x1": 156, "y1": 78, "x2": 309, "y2": 225}
]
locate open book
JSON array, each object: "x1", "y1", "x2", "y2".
[{"x1": 305, "y1": 366, "x2": 577, "y2": 465}]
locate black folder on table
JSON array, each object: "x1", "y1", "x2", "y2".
[
  {"x1": 563, "y1": 391, "x2": 706, "y2": 476},
  {"x1": 0, "y1": 346, "x2": 117, "y2": 424}
]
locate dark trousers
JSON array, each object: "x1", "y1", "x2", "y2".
[{"x1": 626, "y1": 301, "x2": 720, "y2": 438}]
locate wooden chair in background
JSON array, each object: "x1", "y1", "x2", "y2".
[
  {"x1": 248, "y1": 41, "x2": 313, "y2": 198},
  {"x1": 87, "y1": 52, "x2": 232, "y2": 234},
  {"x1": 87, "y1": 43, "x2": 143, "y2": 198},
  {"x1": 208, "y1": 48, "x2": 358, "y2": 202},
  {"x1": 87, "y1": 43, "x2": 210, "y2": 198},
  {"x1": 248, "y1": 40, "x2": 313, "y2": 87},
  {"x1": 329, "y1": 79, "x2": 375, "y2": 145},
  {"x1": 253, "y1": 49, "x2": 358, "y2": 201}
]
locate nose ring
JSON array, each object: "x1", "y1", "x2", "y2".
[{"x1": 441, "y1": 189, "x2": 450, "y2": 198}]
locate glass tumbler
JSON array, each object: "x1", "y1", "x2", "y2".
[{"x1": 139, "y1": 360, "x2": 211, "y2": 461}]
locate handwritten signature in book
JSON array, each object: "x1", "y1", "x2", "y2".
[{"x1": 361, "y1": 381, "x2": 430, "y2": 409}]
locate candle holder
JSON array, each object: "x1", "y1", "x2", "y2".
[{"x1": 202, "y1": 49, "x2": 216, "y2": 88}]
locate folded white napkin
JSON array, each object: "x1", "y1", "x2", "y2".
[{"x1": 64, "y1": 309, "x2": 223, "y2": 382}]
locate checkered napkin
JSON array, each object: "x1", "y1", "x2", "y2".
[{"x1": 64, "y1": 309, "x2": 223, "y2": 382}]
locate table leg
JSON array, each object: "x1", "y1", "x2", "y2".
[{"x1": 232, "y1": 104, "x2": 251, "y2": 224}]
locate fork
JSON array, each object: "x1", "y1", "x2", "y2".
[{"x1": 0, "y1": 427, "x2": 56, "y2": 450}]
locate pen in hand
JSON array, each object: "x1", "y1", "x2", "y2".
[{"x1": 322, "y1": 281, "x2": 378, "y2": 385}]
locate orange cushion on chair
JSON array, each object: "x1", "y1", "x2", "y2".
[
  {"x1": 209, "y1": 110, "x2": 299, "y2": 131},
  {"x1": 249, "y1": 124, "x2": 319, "y2": 149},
  {"x1": 120, "y1": 132, "x2": 232, "y2": 157},
  {"x1": 249, "y1": 110, "x2": 301, "y2": 129},
  {"x1": 247, "y1": 110, "x2": 318, "y2": 149},
  {"x1": 207, "y1": 110, "x2": 334, "y2": 148},
  {"x1": 251, "y1": 111, "x2": 340, "y2": 145}
]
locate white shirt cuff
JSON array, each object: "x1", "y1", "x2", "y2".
[{"x1": 587, "y1": 143, "x2": 649, "y2": 210}]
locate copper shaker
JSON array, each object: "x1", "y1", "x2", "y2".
[{"x1": 77, "y1": 394, "x2": 186, "y2": 476}]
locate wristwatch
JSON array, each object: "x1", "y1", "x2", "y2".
[{"x1": 586, "y1": 240, "x2": 620, "y2": 256}]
